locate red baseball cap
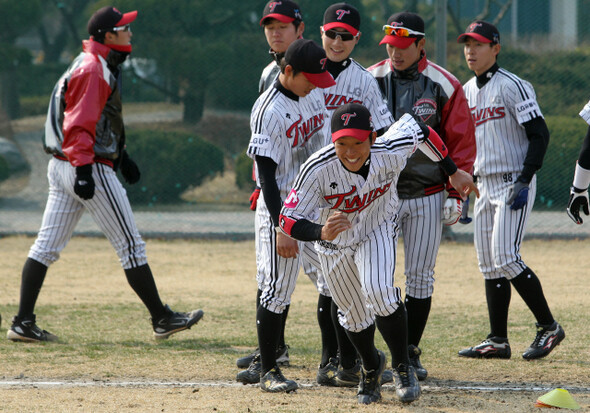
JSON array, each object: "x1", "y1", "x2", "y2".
[
  {"x1": 260, "y1": 0, "x2": 302, "y2": 26},
  {"x1": 322, "y1": 3, "x2": 361, "y2": 37},
  {"x1": 379, "y1": 12, "x2": 424, "y2": 49},
  {"x1": 457, "y1": 20, "x2": 500, "y2": 44},
  {"x1": 331, "y1": 103, "x2": 373, "y2": 142},
  {"x1": 87, "y1": 6, "x2": 137, "y2": 37},
  {"x1": 285, "y1": 39, "x2": 335, "y2": 88}
]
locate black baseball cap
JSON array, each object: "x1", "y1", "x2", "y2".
[
  {"x1": 285, "y1": 39, "x2": 335, "y2": 88},
  {"x1": 379, "y1": 12, "x2": 424, "y2": 48},
  {"x1": 322, "y1": 3, "x2": 361, "y2": 36},
  {"x1": 457, "y1": 20, "x2": 500, "y2": 44},
  {"x1": 88, "y1": 6, "x2": 137, "y2": 37},
  {"x1": 331, "y1": 103, "x2": 373, "y2": 142},
  {"x1": 260, "y1": 0, "x2": 303, "y2": 26}
]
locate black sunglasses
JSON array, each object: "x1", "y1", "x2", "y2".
[{"x1": 322, "y1": 28, "x2": 357, "y2": 41}]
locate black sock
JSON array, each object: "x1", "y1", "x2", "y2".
[
  {"x1": 17, "y1": 258, "x2": 48, "y2": 318},
  {"x1": 257, "y1": 306, "x2": 282, "y2": 374},
  {"x1": 317, "y1": 294, "x2": 338, "y2": 366},
  {"x1": 345, "y1": 324, "x2": 379, "y2": 371},
  {"x1": 279, "y1": 304, "x2": 289, "y2": 348},
  {"x1": 375, "y1": 303, "x2": 409, "y2": 366},
  {"x1": 124, "y1": 264, "x2": 165, "y2": 320},
  {"x1": 331, "y1": 300, "x2": 358, "y2": 369},
  {"x1": 256, "y1": 289, "x2": 262, "y2": 310},
  {"x1": 485, "y1": 278, "x2": 511, "y2": 338},
  {"x1": 510, "y1": 267, "x2": 554, "y2": 326},
  {"x1": 405, "y1": 295, "x2": 432, "y2": 347}
]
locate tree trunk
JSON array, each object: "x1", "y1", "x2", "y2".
[
  {"x1": 182, "y1": 89, "x2": 205, "y2": 124},
  {"x1": 0, "y1": 69, "x2": 21, "y2": 120}
]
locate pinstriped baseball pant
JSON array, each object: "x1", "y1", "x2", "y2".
[{"x1": 28, "y1": 158, "x2": 147, "y2": 269}]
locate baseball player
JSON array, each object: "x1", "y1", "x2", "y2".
[
  {"x1": 315, "y1": 2, "x2": 396, "y2": 387},
  {"x1": 236, "y1": 0, "x2": 305, "y2": 372},
  {"x1": 6, "y1": 6, "x2": 203, "y2": 343},
  {"x1": 457, "y1": 20, "x2": 565, "y2": 359},
  {"x1": 238, "y1": 38, "x2": 336, "y2": 393},
  {"x1": 566, "y1": 99, "x2": 590, "y2": 224},
  {"x1": 279, "y1": 103, "x2": 477, "y2": 404},
  {"x1": 368, "y1": 11, "x2": 476, "y2": 380}
]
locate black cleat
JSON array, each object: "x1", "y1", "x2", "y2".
[
  {"x1": 7, "y1": 315, "x2": 58, "y2": 343},
  {"x1": 357, "y1": 350, "x2": 386, "y2": 405},
  {"x1": 458, "y1": 336, "x2": 511, "y2": 359},
  {"x1": 393, "y1": 363, "x2": 421, "y2": 403},
  {"x1": 236, "y1": 344, "x2": 290, "y2": 368},
  {"x1": 317, "y1": 357, "x2": 339, "y2": 386},
  {"x1": 152, "y1": 304, "x2": 203, "y2": 340},
  {"x1": 260, "y1": 366, "x2": 298, "y2": 393},
  {"x1": 522, "y1": 322, "x2": 565, "y2": 360},
  {"x1": 236, "y1": 348, "x2": 260, "y2": 368},
  {"x1": 408, "y1": 344, "x2": 428, "y2": 380},
  {"x1": 236, "y1": 354, "x2": 262, "y2": 384}
]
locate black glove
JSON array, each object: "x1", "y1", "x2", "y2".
[
  {"x1": 506, "y1": 178, "x2": 529, "y2": 210},
  {"x1": 74, "y1": 164, "x2": 95, "y2": 200},
  {"x1": 120, "y1": 151, "x2": 141, "y2": 184},
  {"x1": 566, "y1": 186, "x2": 589, "y2": 224}
]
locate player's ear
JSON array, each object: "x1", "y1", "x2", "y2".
[
  {"x1": 369, "y1": 131, "x2": 377, "y2": 145},
  {"x1": 296, "y1": 21, "x2": 305, "y2": 38}
]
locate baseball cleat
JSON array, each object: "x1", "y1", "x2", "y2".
[
  {"x1": 260, "y1": 366, "x2": 298, "y2": 393},
  {"x1": 393, "y1": 363, "x2": 421, "y2": 403},
  {"x1": 316, "y1": 357, "x2": 339, "y2": 386},
  {"x1": 408, "y1": 345, "x2": 428, "y2": 381},
  {"x1": 7, "y1": 315, "x2": 58, "y2": 343},
  {"x1": 236, "y1": 354, "x2": 262, "y2": 384},
  {"x1": 458, "y1": 336, "x2": 511, "y2": 359},
  {"x1": 333, "y1": 358, "x2": 393, "y2": 387},
  {"x1": 236, "y1": 348, "x2": 260, "y2": 368},
  {"x1": 236, "y1": 344, "x2": 290, "y2": 368},
  {"x1": 152, "y1": 304, "x2": 203, "y2": 340},
  {"x1": 522, "y1": 321, "x2": 565, "y2": 360},
  {"x1": 357, "y1": 350, "x2": 386, "y2": 405}
]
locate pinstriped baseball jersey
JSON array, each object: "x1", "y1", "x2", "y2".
[
  {"x1": 323, "y1": 59, "x2": 393, "y2": 130},
  {"x1": 281, "y1": 114, "x2": 423, "y2": 253},
  {"x1": 579, "y1": 99, "x2": 590, "y2": 124},
  {"x1": 464, "y1": 68, "x2": 543, "y2": 177},
  {"x1": 248, "y1": 86, "x2": 329, "y2": 203}
]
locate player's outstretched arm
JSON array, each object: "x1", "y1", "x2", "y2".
[{"x1": 567, "y1": 161, "x2": 590, "y2": 224}]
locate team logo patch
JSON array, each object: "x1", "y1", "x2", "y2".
[
  {"x1": 413, "y1": 98, "x2": 437, "y2": 123},
  {"x1": 335, "y1": 9, "x2": 350, "y2": 20},
  {"x1": 284, "y1": 189, "x2": 299, "y2": 208},
  {"x1": 269, "y1": 2, "x2": 282, "y2": 12},
  {"x1": 468, "y1": 22, "x2": 482, "y2": 32}
]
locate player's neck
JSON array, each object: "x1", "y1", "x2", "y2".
[{"x1": 475, "y1": 63, "x2": 499, "y2": 88}]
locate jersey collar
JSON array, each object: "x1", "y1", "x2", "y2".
[
  {"x1": 476, "y1": 63, "x2": 499, "y2": 88},
  {"x1": 326, "y1": 58, "x2": 351, "y2": 80},
  {"x1": 274, "y1": 78, "x2": 299, "y2": 101}
]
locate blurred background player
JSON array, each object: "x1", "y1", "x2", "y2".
[
  {"x1": 368, "y1": 11, "x2": 476, "y2": 380},
  {"x1": 566, "y1": 98, "x2": 590, "y2": 224},
  {"x1": 238, "y1": 39, "x2": 335, "y2": 392},
  {"x1": 6, "y1": 6, "x2": 203, "y2": 343},
  {"x1": 457, "y1": 20, "x2": 565, "y2": 360}
]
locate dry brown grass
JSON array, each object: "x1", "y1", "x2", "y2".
[{"x1": 0, "y1": 236, "x2": 589, "y2": 412}]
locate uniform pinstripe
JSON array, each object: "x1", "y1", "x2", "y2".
[
  {"x1": 323, "y1": 59, "x2": 393, "y2": 130},
  {"x1": 281, "y1": 114, "x2": 426, "y2": 329},
  {"x1": 248, "y1": 86, "x2": 330, "y2": 313},
  {"x1": 464, "y1": 68, "x2": 542, "y2": 279}
]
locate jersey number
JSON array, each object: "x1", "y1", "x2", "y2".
[{"x1": 502, "y1": 173, "x2": 513, "y2": 183}]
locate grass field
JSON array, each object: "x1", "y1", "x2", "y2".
[{"x1": 0, "y1": 235, "x2": 589, "y2": 412}]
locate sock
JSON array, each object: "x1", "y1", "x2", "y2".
[
  {"x1": 257, "y1": 306, "x2": 282, "y2": 374},
  {"x1": 124, "y1": 264, "x2": 166, "y2": 320},
  {"x1": 510, "y1": 267, "x2": 554, "y2": 326},
  {"x1": 345, "y1": 324, "x2": 380, "y2": 371},
  {"x1": 317, "y1": 294, "x2": 338, "y2": 366},
  {"x1": 331, "y1": 300, "x2": 358, "y2": 369},
  {"x1": 485, "y1": 278, "x2": 511, "y2": 338},
  {"x1": 405, "y1": 295, "x2": 432, "y2": 347},
  {"x1": 279, "y1": 304, "x2": 289, "y2": 348},
  {"x1": 256, "y1": 289, "x2": 262, "y2": 310},
  {"x1": 375, "y1": 303, "x2": 410, "y2": 366},
  {"x1": 17, "y1": 258, "x2": 48, "y2": 318}
]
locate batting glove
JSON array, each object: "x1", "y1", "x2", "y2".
[
  {"x1": 442, "y1": 197, "x2": 462, "y2": 225},
  {"x1": 249, "y1": 186, "x2": 261, "y2": 211},
  {"x1": 566, "y1": 186, "x2": 589, "y2": 224},
  {"x1": 506, "y1": 180, "x2": 529, "y2": 210},
  {"x1": 74, "y1": 164, "x2": 95, "y2": 200},
  {"x1": 120, "y1": 151, "x2": 141, "y2": 184}
]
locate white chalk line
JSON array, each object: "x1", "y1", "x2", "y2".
[{"x1": 0, "y1": 380, "x2": 589, "y2": 393}]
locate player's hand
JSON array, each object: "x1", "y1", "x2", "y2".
[
  {"x1": 276, "y1": 231, "x2": 299, "y2": 258},
  {"x1": 566, "y1": 186, "x2": 589, "y2": 224},
  {"x1": 321, "y1": 211, "x2": 352, "y2": 241},
  {"x1": 506, "y1": 179, "x2": 529, "y2": 210},
  {"x1": 249, "y1": 187, "x2": 261, "y2": 211},
  {"x1": 120, "y1": 151, "x2": 141, "y2": 184},
  {"x1": 442, "y1": 197, "x2": 462, "y2": 226},
  {"x1": 74, "y1": 164, "x2": 95, "y2": 200},
  {"x1": 448, "y1": 169, "x2": 479, "y2": 200}
]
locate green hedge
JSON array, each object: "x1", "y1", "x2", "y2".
[
  {"x1": 235, "y1": 151, "x2": 255, "y2": 191},
  {"x1": 123, "y1": 129, "x2": 224, "y2": 205},
  {"x1": 0, "y1": 156, "x2": 10, "y2": 182}
]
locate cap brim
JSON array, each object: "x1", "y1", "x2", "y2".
[
  {"x1": 303, "y1": 71, "x2": 336, "y2": 88},
  {"x1": 379, "y1": 35, "x2": 416, "y2": 48},
  {"x1": 332, "y1": 128, "x2": 371, "y2": 142},
  {"x1": 322, "y1": 22, "x2": 359, "y2": 37},
  {"x1": 457, "y1": 33, "x2": 491, "y2": 43},
  {"x1": 117, "y1": 10, "x2": 137, "y2": 26},
  {"x1": 260, "y1": 14, "x2": 295, "y2": 26}
]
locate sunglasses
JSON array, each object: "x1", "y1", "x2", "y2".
[
  {"x1": 322, "y1": 28, "x2": 357, "y2": 41},
  {"x1": 382, "y1": 25, "x2": 424, "y2": 37},
  {"x1": 112, "y1": 24, "x2": 131, "y2": 32}
]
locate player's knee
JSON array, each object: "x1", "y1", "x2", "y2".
[{"x1": 28, "y1": 249, "x2": 60, "y2": 267}]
